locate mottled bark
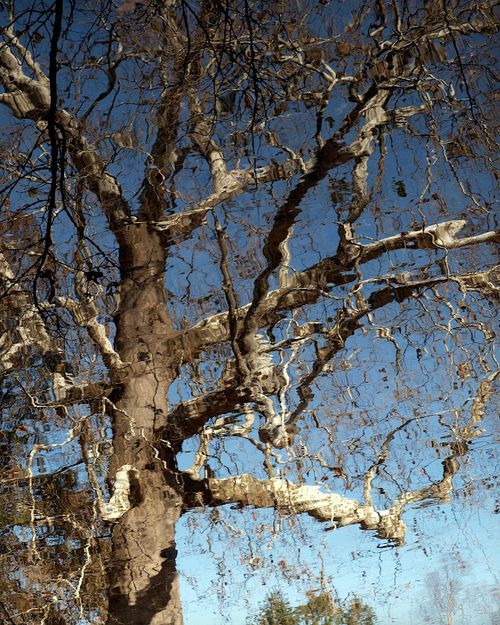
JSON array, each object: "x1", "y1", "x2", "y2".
[
  {"x1": 106, "y1": 224, "x2": 182, "y2": 625},
  {"x1": 107, "y1": 469, "x2": 183, "y2": 625}
]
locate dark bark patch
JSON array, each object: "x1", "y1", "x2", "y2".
[
  {"x1": 108, "y1": 557, "x2": 177, "y2": 625},
  {"x1": 159, "y1": 545, "x2": 177, "y2": 560}
]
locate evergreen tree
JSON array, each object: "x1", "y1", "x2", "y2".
[
  {"x1": 249, "y1": 592, "x2": 376, "y2": 625},
  {"x1": 249, "y1": 592, "x2": 299, "y2": 625}
]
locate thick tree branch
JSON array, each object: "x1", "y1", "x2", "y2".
[
  {"x1": 54, "y1": 295, "x2": 124, "y2": 371},
  {"x1": 151, "y1": 90, "x2": 426, "y2": 244},
  {"x1": 163, "y1": 357, "x2": 284, "y2": 449},
  {"x1": 182, "y1": 370, "x2": 497, "y2": 544},
  {"x1": 361, "y1": 220, "x2": 500, "y2": 260},
  {"x1": 181, "y1": 472, "x2": 400, "y2": 544},
  {"x1": 150, "y1": 160, "x2": 301, "y2": 240},
  {"x1": 380, "y1": 13, "x2": 498, "y2": 54},
  {"x1": 165, "y1": 265, "x2": 497, "y2": 445}
]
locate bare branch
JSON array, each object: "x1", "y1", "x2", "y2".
[
  {"x1": 183, "y1": 370, "x2": 497, "y2": 545},
  {"x1": 0, "y1": 37, "x2": 131, "y2": 232},
  {"x1": 0, "y1": 250, "x2": 52, "y2": 373},
  {"x1": 166, "y1": 266, "x2": 496, "y2": 445},
  {"x1": 183, "y1": 472, "x2": 406, "y2": 542},
  {"x1": 362, "y1": 220, "x2": 500, "y2": 260},
  {"x1": 174, "y1": 222, "x2": 498, "y2": 362},
  {"x1": 150, "y1": 160, "x2": 301, "y2": 240},
  {"x1": 54, "y1": 295, "x2": 125, "y2": 371}
]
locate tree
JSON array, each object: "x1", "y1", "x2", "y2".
[
  {"x1": 0, "y1": 0, "x2": 498, "y2": 624},
  {"x1": 294, "y1": 593, "x2": 339, "y2": 625},
  {"x1": 248, "y1": 591, "x2": 376, "y2": 625},
  {"x1": 339, "y1": 597, "x2": 376, "y2": 625},
  {"x1": 249, "y1": 591, "x2": 299, "y2": 625}
]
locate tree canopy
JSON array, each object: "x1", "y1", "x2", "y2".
[{"x1": 0, "y1": 1, "x2": 498, "y2": 624}]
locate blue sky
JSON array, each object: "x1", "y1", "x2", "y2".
[
  {"x1": 1, "y1": 2, "x2": 498, "y2": 624},
  {"x1": 178, "y1": 497, "x2": 499, "y2": 625}
]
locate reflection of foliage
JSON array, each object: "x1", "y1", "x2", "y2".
[
  {"x1": 0, "y1": 0, "x2": 498, "y2": 623},
  {"x1": 249, "y1": 592, "x2": 298, "y2": 625},
  {"x1": 0, "y1": 463, "x2": 110, "y2": 623},
  {"x1": 248, "y1": 591, "x2": 376, "y2": 625},
  {"x1": 393, "y1": 180, "x2": 407, "y2": 198},
  {"x1": 329, "y1": 178, "x2": 351, "y2": 207}
]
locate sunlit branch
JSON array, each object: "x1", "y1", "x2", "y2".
[
  {"x1": 163, "y1": 357, "x2": 282, "y2": 448},
  {"x1": 0, "y1": 250, "x2": 52, "y2": 373},
  {"x1": 164, "y1": 385, "x2": 249, "y2": 449},
  {"x1": 182, "y1": 472, "x2": 408, "y2": 542},
  {"x1": 150, "y1": 160, "x2": 301, "y2": 241},
  {"x1": 54, "y1": 295, "x2": 124, "y2": 371},
  {"x1": 190, "y1": 97, "x2": 237, "y2": 194},
  {"x1": 173, "y1": 264, "x2": 355, "y2": 363},
  {"x1": 183, "y1": 370, "x2": 497, "y2": 545},
  {"x1": 361, "y1": 220, "x2": 500, "y2": 260},
  {"x1": 21, "y1": 377, "x2": 111, "y2": 408},
  {"x1": 229, "y1": 85, "x2": 429, "y2": 399},
  {"x1": 151, "y1": 95, "x2": 427, "y2": 244},
  {"x1": 380, "y1": 14, "x2": 497, "y2": 54},
  {"x1": 0, "y1": 36, "x2": 131, "y2": 233}
]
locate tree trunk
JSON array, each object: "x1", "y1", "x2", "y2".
[
  {"x1": 106, "y1": 225, "x2": 183, "y2": 625},
  {"x1": 107, "y1": 465, "x2": 183, "y2": 625}
]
